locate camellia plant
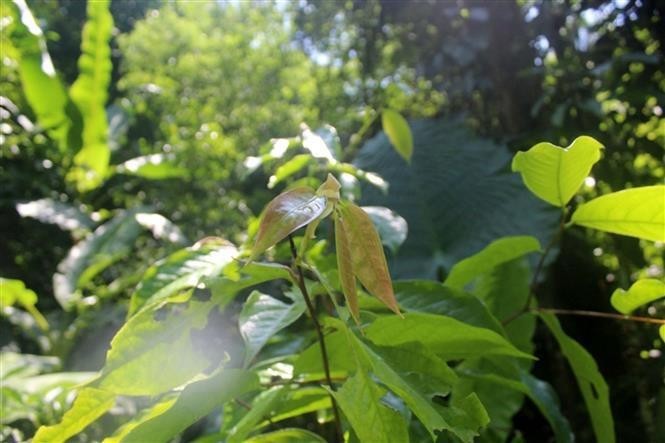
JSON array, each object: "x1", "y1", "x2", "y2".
[{"x1": 30, "y1": 132, "x2": 664, "y2": 443}]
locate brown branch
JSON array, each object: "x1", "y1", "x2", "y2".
[
  {"x1": 535, "y1": 307, "x2": 665, "y2": 325},
  {"x1": 288, "y1": 235, "x2": 344, "y2": 442}
]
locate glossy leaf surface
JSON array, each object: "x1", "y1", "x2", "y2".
[
  {"x1": 251, "y1": 187, "x2": 326, "y2": 260},
  {"x1": 512, "y1": 136, "x2": 603, "y2": 206},
  {"x1": 239, "y1": 290, "x2": 306, "y2": 366},
  {"x1": 611, "y1": 279, "x2": 665, "y2": 314},
  {"x1": 381, "y1": 109, "x2": 414, "y2": 162},
  {"x1": 571, "y1": 185, "x2": 665, "y2": 241},
  {"x1": 540, "y1": 313, "x2": 615, "y2": 443}
]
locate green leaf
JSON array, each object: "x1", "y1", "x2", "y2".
[
  {"x1": 262, "y1": 387, "x2": 332, "y2": 425},
  {"x1": 355, "y1": 119, "x2": 557, "y2": 279},
  {"x1": 33, "y1": 388, "x2": 115, "y2": 443},
  {"x1": 251, "y1": 187, "x2": 326, "y2": 260},
  {"x1": 366, "y1": 312, "x2": 532, "y2": 360},
  {"x1": 331, "y1": 371, "x2": 409, "y2": 443},
  {"x1": 244, "y1": 428, "x2": 326, "y2": 443},
  {"x1": 268, "y1": 154, "x2": 312, "y2": 188},
  {"x1": 334, "y1": 209, "x2": 360, "y2": 324},
  {"x1": 336, "y1": 201, "x2": 401, "y2": 315},
  {"x1": 227, "y1": 387, "x2": 286, "y2": 443},
  {"x1": 104, "y1": 369, "x2": 259, "y2": 443},
  {"x1": 540, "y1": 313, "x2": 615, "y2": 443},
  {"x1": 128, "y1": 241, "x2": 237, "y2": 316},
  {"x1": 611, "y1": 279, "x2": 665, "y2": 314},
  {"x1": 361, "y1": 206, "x2": 408, "y2": 254},
  {"x1": 16, "y1": 198, "x2": 94, "y2": 233},
  {"x1": 8, "y1": 0, "x2": 75, "y2": 150},
  {"x1": 68, "y1": 0, "x2": 114, "y2": 192},
  {"x1": 98, "y1": 298, "x2": 213, "y2": 395},
  {"x1": 571, "y1": 185, "x2": 665, "y2": 241},
  {"x1": 0, "y1": 278, "x2": 48, "y2": 330},
  {"x1": 207, "y1": 261, "x2": 294, "y2": 307},
  {"x1": 445, "y1": 236, "x2": 540, "y2": 289},
  {"x1": 115, "y1": 154, "x2": 187, "y2": 180},
  {"x1": 382, "y1": 109, "x2": 413, "y2": 162},
  {"x1": 511, "y1": 136, "x2": 603, "y2": 207},
  {"x1": 239, "y1": 290, "x2": 306, "y2": 366}
]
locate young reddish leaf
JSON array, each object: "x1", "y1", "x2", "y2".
[
  {"x1": 251, "y1": 187, "x2": 326, "y2": 260},
  {"x1": 334, "y1": 211, "x2": 360, "y2": 325},
  {"x1": 337, "y1": 201, "x2": 402, "y2": 316}
]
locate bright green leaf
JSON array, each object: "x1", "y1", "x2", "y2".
[
  {"x1": 611, "y1": 279, "x2": 665, "y2": 314},
  {"x1": 336, "y1": 201, "x2": 401, "y2": 315},
  {"x1": 0, "y1": 278, "x2": 48, "y2": 330},
  {"x1": 68, "y1": 0, "x2": 114, "y2": 192},
  {"x1": 512, "y1": 136, "x2": 603, "y2": 207},
  {"x1": 445, "y1": 236, "x2": 541, "y2": 289},
  {"x1": 33, "y1": 388, "x2": 115, "y2": 443},
  {"x1": 251, "y1": 187, "x2": 326, "y2": 260},
  {"x1": 268, "y1": 154, "x2": 312, "y2": 189},
  {"x1": 239, "y1": 290, "x2": 306, "y2": 366},
  {"x1": 382, "y1": 109, "x2": 413, "y2": 162},
  {"x1": 571, "y1": 185, "x2": 665, "y2": 241},
  {"x1": 366, "y1": 312, "x2": 532, "y2": 360},
  {"x1": 331, "y1": 371, "x2": 409, "y2": 443},
  {"x1": 244, "y1": 428, "x2": 326, "y2": 443},
  {"x1": 361, "y1": 206, "x2": 408, "y2": 254},
  {"x1": 540, "y1": 313, "x2": 615, "y2": 443}
]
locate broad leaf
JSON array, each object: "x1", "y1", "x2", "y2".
[
  {"x1": 0, "y1": 278, "x2": 48, "y2": 330},
  {"x1": 381, "y1": 109, "x2": 414, "y2": 162},
  {"x1": 262, "y1": 387, "x2": 331, "y2": 425},
  {"x1": 8, "y1": 0, "x2": 74, "y2": 150},
  {"x1": 362, "y1": 206, "x2": 408, "y2": 254},
  {"x1": 336, "y1": 201, "x2": 401, "y2": 315},
  {"x1": 16, "y1": 198, "x2": 94, "y2": 233},
  {"x1": 354, "y1": 119, "x2": 557, "y2": 279},
  {"x1": 68, "y1": 0, "x2": 114, "y2": 192},
  {"x1": 135, "y1": 213, "x2": 187, "y2": 244},
  {"x1": 366, "y1": 312, "x2": 532, "y2": 360},
  {"x1": 128, "y1": 241, "x2": 237, "y2": 315},
  {"x1": 227, "y1": 387, "x2": 286, "y2": 443},
  {"x1": 571, "y1": 185, "x2": 665, "y2": 241},
  {"x1": 445, "y1": 236, "x2": 540, "y2": 289},
  {"x1": 244, "y1": 428, "x2": 326, "y2": 443},
  {"x1": 331, "y1": 371, "x2": 409, "y2": 443},
  {"x1": 540, "y1": 313, "x2": 615, "y2": 443},
  {"x1": 268, "y1": 154, "x2": 311, "y2": 188},
  {"x1": 33, "y1": 388, "x2": 115, "y2": 443},
  {"x1": 239, "y1": 290, "x2": 306, "y2": 366},
  {"x1": 334, "y1": 210, "x2": 360, "y2": 324},
  {"x1": 98, "y1": 298, "x2": 213, "y2": 395},
  {"x1": 115, "y1": 154, "x2": 187, "y2": 180},
  {"x1": 511, "y1": 136, "x2": 603, "y2": 207},
  {"x1": 611, "y1": 279, "x2": 665, "y2": 314},
  {"x1": 104, "y1": 369, "x2": 259, "y2": 443},
  {"x1": 250, "y1": 187, "x2": 326, "y2": 260}
]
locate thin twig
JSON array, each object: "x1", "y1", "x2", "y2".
[
  {"x1": 262, "y1": 376, "x2": 348, "y2": 388},
  {"x1": 535, "y1": 308, "x2": 665, "y2": 325},
  {"x1": 288, "y1": 235, "x2": 344, "y2": 443}
]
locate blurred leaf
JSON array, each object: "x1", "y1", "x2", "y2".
[
  {"x1": 104, "y1": 369, "x2": 259, "y2": 443},
  {"x1": 227, "y1": 387, "x2": 286, "y2": 443},
  {"x1": 244, "y1": 428, "x2": 326, "y2": 443},
  {"x1": 571, "y1": 186, "x2": 665, "y2": 242},
  {"x1": 68, "y1": 0, "x2": 114, "y2": 192},
  {"x1": 134, "y1": 212, "x2": 187, "y2": 244},
  {"x1": 331, "y1": 371, "x2": 409, "y2": 443},
  {"x1": 334, "y1": 209, "x2": 360, "y2": 324},
  {"x1": 511, "y1": 136, "x2": 603, "y2": 207},
  {"x1": 540, "y1": 313, "x2": 615, "y2": 443},
  {"x1": 239, "y1": 290, "x2": 306, "y2": 366},
  {"x1": 336, "y1": 201, "x2": 401, "y2": 315},
  {"x1": 610, "y1": 279, "x2": 665, "y2": 314},
  {"x1": 381, "y1": 109, "x2": 413, "y2": 162},
  {"x1": 301, "y1": 123, "x2": 336, "y2": 162},
  {"x1": 361, "y1": 206, "x2": 408, "y2": 253},
  {"x1": 366, "y1": 312, "x2": 532, "y2": 360},
  {"x1": 115, "y1": 154, "x2": 187, "y2": 180},
  {"x1": 354, "y1": 119, "x2": 557, "y2": 279},
  {"x1": 33, "y1": 388, "x2": 116, "y2": 443},
  {"x1": 268, "y1": 154, "x2": 311, "y2": 189},
  {"x1": 16, "y1": 198, "x2": 94, "y2": 233},
  {"x1": 445, "y1": 236, "x2": 540, "y2": 289},
  {"x1": 129, "y1": 241, "x2": 237, "y2": 316},
  {"x1": 262, "y1": 387, "x2": 331, "y2": 425},
  {"x1": 98, "y1": 297, "x2": 213, "y2": 395},
  {"x1": 0, "y1": 278, "x2": 48, "y2": 330},
  {"x1": 8, "y1": 0, "x2": 74, "y2": 150},
  {"x1": 251, "y1": 187, "x2": 326, "y2": 260},
  {"x1": 0, "y1": 352, "x2": 58, "y2": 381}
]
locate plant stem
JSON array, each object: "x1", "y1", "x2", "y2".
[
  {"x1": 288, "y1": 235, "x2": 344, "y2": 442},
  {"x1": 535, "y1": 308, "x2": 665, "y2": 325}
]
